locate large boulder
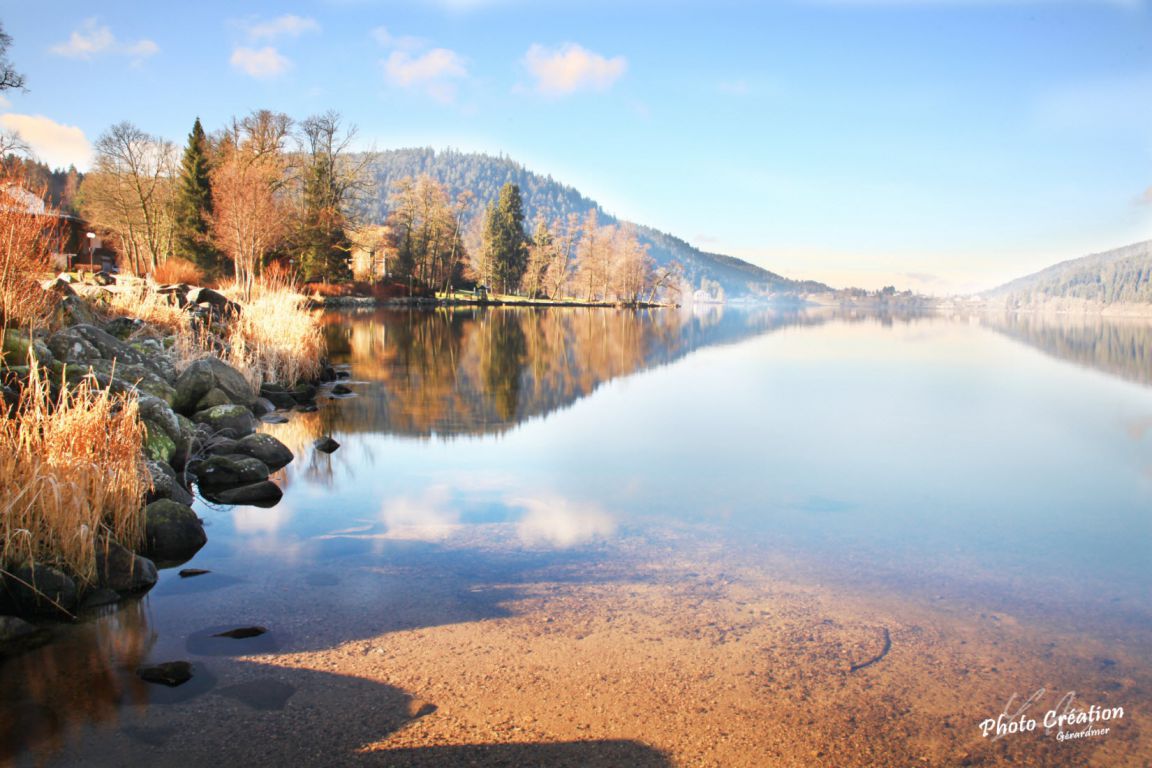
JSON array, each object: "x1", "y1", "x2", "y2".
[
  {"x1": 48, "y1": 324, "x2": 167, "y2": 378},
  {"x1": 191, "y1": 454, "x2": 270, "y2": 488},
  {"x1": 200, "y1": 481, "x2": 283, "y2": 507},
  {"x1": 192, "y1": 404, "x2": 257, "y2": 439},
  {"x1": 234, "y1": 433, "x2": 293, "y2": 471},
  {"x1": 95, "y1": 538, "x2": 158, "y2": 593},
  {"x1": 144, "y1": 500, "x2": 207, "y2": 565},
  {"x1": 4, "y1": 563, "x2": 79, "y2": 617},
  {"x1": 63, "y1": 359, "x2": 178, "y2": 406},
  {"x1": 104, "y1": 316, "x2": 142, "y2": 340},
  {"x1": 173, "y1": 357, "x2": 256, "y2": 414}
]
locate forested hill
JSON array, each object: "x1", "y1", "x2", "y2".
[
  {"x1": 982, "y1": 240, "x2": 1152, "y2": 311},
  {"x1": 355, "y1": 148, "x2": 828, "y2": 297}
]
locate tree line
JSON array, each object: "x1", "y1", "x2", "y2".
[
  {"x1": 383, "y1": 174, "x2": 680, "y2": 303},
  {"x1": 6, "y1": 107, "x2": 677, "y2": 302}
]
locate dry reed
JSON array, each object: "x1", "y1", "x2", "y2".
[
  {"x1": 0, "y1": 361, "x2": 149, "y2": 587},
  {"x1": 218, "y1": 273, "x2": 324, "y2": 389},
  {"x1": 0, "y1": 170, "x2": 60, "y2": 332}
]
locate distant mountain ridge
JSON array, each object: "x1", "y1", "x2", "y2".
[
  {"x1": 355, "y1": 148, "x2": 829, "y2": 297},
  {"x1": 982, "y1": 240, "x2": 1152, "y2": 311}
]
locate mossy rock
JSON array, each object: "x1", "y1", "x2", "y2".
[
  {"x1": 192, "y1": 404, "x2": 257, "y2": 439},
  {"x1": 144, "y1": 500, "x2": 207, "y2": 565},
  {"x1": 143, "y1": 421, "x2": 177, "y2": 463}
]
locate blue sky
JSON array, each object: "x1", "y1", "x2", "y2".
[{"x1": 2, "y1": 0, "x2": 1150, "y2": 293}]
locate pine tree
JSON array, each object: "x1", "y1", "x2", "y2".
[
  {"x1": 482, "y1": 182, "x2": 528, "y2": 295},
  {"x1": 172, "y1": 118, "x2": 219, "y2": 275}
]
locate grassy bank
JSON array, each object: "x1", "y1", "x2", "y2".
[{"x1": 1, "y1": 363, "x2": 148, "y2": 588}]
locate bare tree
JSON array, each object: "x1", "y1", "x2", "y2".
[
  {"x1": 0, "y1": 23, "x2": 27, "y2": 92},
  {"x1": 0, "y1": 129, "x2": 30, "y2": 158},
  {"x1": 211, "y1": 111, "x2": 293, "y2": 298},
  {"x1": 78, "y1": 122, "x2": 176, "y2": 275}
]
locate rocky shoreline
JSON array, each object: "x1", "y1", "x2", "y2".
[{"x1": 0, "y1": 275, "x2": 334, "y2": 655}]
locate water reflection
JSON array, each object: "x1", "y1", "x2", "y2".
[
  {"x1": 319, "y1": 306, "x2": 845, "y2": 437},
  {"x1": 0, "y1": 600, "x2": 155, "y2": 766},
  {"x1": 978, "y1": 311, "x2": 1152, "y2": 387}
]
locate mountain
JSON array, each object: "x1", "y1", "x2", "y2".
[
  {"x1": 354, "y1": 148, "x2": 829, "y2": 297},
  {"x1": 982, "y1": 240, "x2": 1152, "y2": 312}
]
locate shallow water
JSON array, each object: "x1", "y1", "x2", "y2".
[{"x1": 2, "y1": 306, "x2": 1150, "y2": 766}]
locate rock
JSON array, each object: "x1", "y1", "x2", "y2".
[
  {"x1": 41, "y1": 275, "x2": 77, "y2": 296},
  {"x1": 192, "y1": 404, "x2": 257, "y2": 439},
  {"x1": 191, "y1": 454, "x2": 270, "y2": 488},
  {"x1": 142, "y1": 421, "x2": 177, "y2": 463},
  {"x1": 104, "y1": 316, "x2": 141, "y2": 340},
  {"x1": 145, "y1": 460, "x2": 194, "y2": 506},
  {"x1": 187, "y1": 287, "x2": 239, "y2": 317},
  {"x1": 319, "y1": 365, "x2": 337, "y2": 383},
  {"x1": 330, "y1": 384, "x2": 353, "y2": 396},
  {"x1": 2, "y1": 330, "x2": 54, "y2": 367},
  {"x1": 5, "y1": 563, "x2": 79, "y2": 617},
  {"x1": 178, "y1": 569, "x2": 210, "y2": 578},
  {"x1": 233, "y1": 433, "x2": 293, "y2": 471},
  {"x1": 260, "y1": 413, "x2": 289, "y2": 424},
  {"x1": 80, "y1": 588, "x2": 122, "y2": 609},
  {"x1": 95, "y1": 538, "x2": 158, "y2": 593},
  {"x1": 144, "y1": 500, "x2": 207, "y2": 565},
  {"x1": 92, "y1": 271, "x2": 116, "y2": 286},
  {"x1": 295, "y1": 403, "x2": 318, "y2": 413},
  {"x1": 137, "y1": 661, "x2": 193, "y2": 687},
  {"x1": 212, "y1": 626, "x2": 266, "y2": 639},
  {"x1": 0, "y1": 615, "x2": 40, "y2": 643},
  {"x1": 173, "y1": 357, "x2": 256, "y2": 414},
  {"x1": 291, "y1": 383, "x2": 318, "y2": 404},
  {"x1": 170, "y1": 413, "x2": 199, "y2": 470},
  {"x1": 194, "y1": 387, "x2": 233, "y2": 412},
  {"x1": 250, "y1": 397, "x2": 276, "y2": 417},
  {"x1": 201, "y1": 436, "x2": 239, "y2": 456},
  {"x1": 314, "y1": 436, "x2": 340, "y2": 453},
  {"x1": 64, "y1": 360, "x2": 177, "y2": 405},
  {"x1": 48, "y1": 324, "x2": 165, "y2": 376},
  {"x1": 200, "y1": 481, "x2": 283, "y2": 507},
  {"x1": 56, "y1": 295, "x2": 100, "y2": 326},
  {"x1": 258, "y1": 383, "x2": 297, "y2": 410}
]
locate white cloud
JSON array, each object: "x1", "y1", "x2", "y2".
[
  {"x1": 50, "y1": 19, "x2": 158, "y2": 62},
  {"x1": 523, "y1": 43, "x2": 627, "y2": 96},
  {"x1": 231, "y1": 46, "x2": 292, "y2": 79},
  {"x1": 512, "y1": 495, "x2": 616, "y2": 548},
  {"x1": 371, "y1": 26, "x2": 427, "y2": 51},
  {"x1": 384, "y1": 48, "x2": 468, "y2": 102},
  {"x1": 246, "y1": 14, "x2": 320, "y2": 40},
  {"x1": 0, "y1": 114, "x2": 92, "y2": 170},
  {"x1": 379, "y1": 485, "x2": 461, "y2": 541}
]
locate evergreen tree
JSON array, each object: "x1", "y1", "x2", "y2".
[
  {"x1": 172, "y1": 118, "x2": 219, "y2": 275},
  {"x1": 482, "y1": 182, "x2": 528, "y2": 294}
]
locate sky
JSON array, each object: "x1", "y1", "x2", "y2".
[{"x1": 2, "y1": 0, "x2": 1150, "y2": 294}]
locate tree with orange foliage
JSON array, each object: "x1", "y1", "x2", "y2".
[{"x1": 0, "y1": 168, "x2": 60, "y2": 332}]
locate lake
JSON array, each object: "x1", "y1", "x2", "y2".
[{"x1": 3, "y1": 306, "x2": 1150, "y2": 767}]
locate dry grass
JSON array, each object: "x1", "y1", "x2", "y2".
[
  {"x1": 219, "y1": 273, "x2": 324, "y2": 389},
  {"x1": 152, "y1": 256, "x2": 206, "y2": 287},
  {"x1": 0, "y1": 361, "x2": 149, "y2": 588},
  {"x1": 105, "y1": 278, "x2": 189, "y2": 336}
]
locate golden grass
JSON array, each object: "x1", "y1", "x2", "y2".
[
  {"x1": 0, "y1": 361, "x2": 149, "y2": 587},
  {"x1": 152, "y1": 256, "x2": 207, "y2": 287},
  {"x1": 218, "y1": 274, "x2": 325, "y2": 390}
]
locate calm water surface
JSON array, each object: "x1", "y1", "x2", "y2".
[{"x1": 3, "y1": 306, "x2": 1151, "y2": 764}]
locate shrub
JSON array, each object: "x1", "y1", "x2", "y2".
[
  {"x1": 0, "y1": 170, "x2": 60, "y2": 332},
  {"x1": 152, "y1": 256, "x2": 206, "y2": 287}
]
